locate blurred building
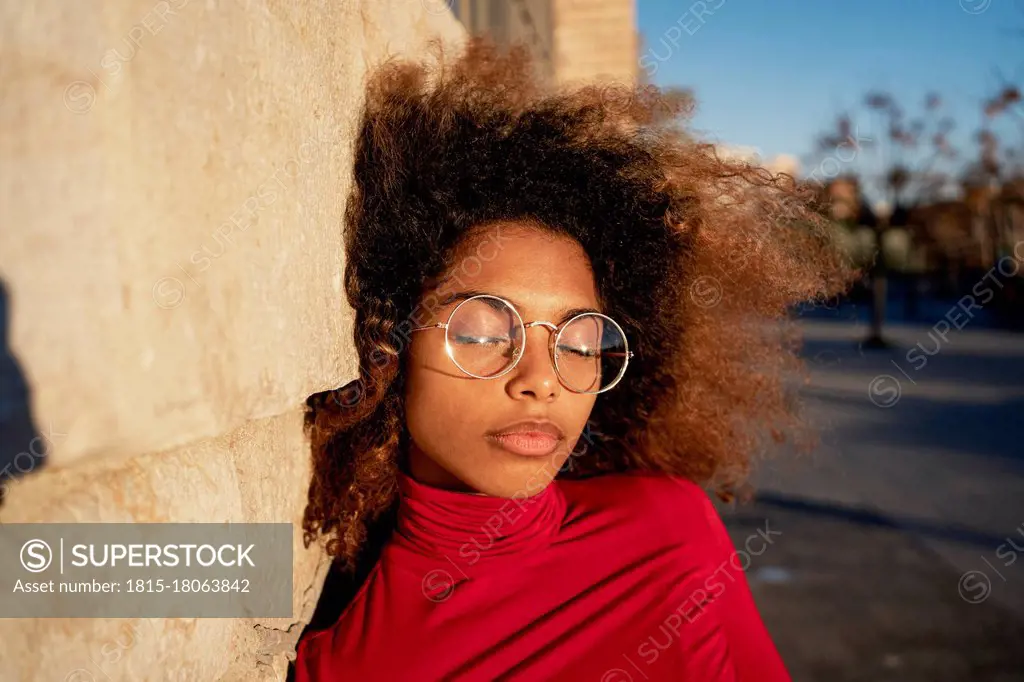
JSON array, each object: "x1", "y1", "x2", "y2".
[
  {"x1": 452, "y1": 0, "x2": 639, "y2": 86},
  {"x1": 824, "y1": 175, "x2": 862, "y2": 225},
  {"x1": 821, "y1": 175, "x2": 1024, "y2": 272}
]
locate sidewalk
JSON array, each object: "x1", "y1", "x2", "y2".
[{"x1": 719, "y1": 320, "x2": 1024, "y2": 682}]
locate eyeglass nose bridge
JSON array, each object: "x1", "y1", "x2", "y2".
[{"x1": 513, "y1": 320, "x2": 560, "y2": 360}]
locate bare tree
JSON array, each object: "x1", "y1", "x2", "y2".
[
  {"x1": 967, "y1": 79, "x2": 1023, "y2": 267},
  {"x1": 811, "y1": 92, "x2": 958, "y2": 347}
]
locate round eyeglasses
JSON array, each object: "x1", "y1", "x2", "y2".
[{"x1": 409, "y1": 294, "x2": 634, "y2": 394}]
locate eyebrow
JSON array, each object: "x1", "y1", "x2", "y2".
[{"x1": 438, "y1": 289, "x2": 603, "y2": 322}]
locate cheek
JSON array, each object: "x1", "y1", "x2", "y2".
[
  {"x1": 403, "y1": 340, "x2": 483, "y2": 445},
  {"x1": 404, "y1": 379, "x2": 493, "y2": 468},
  {"x1": 565, "y1": 395, "x2": 599, "y2": 448},
  {"x1": 404, "y1": 333, "x2": 449, "y2": 398}
]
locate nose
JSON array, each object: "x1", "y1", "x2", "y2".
[{"x1": 505, "y1": 324, "x2": 561, "y2": 402}]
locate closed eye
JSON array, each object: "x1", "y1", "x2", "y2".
[
  {"x1": 453, "y1": 334, "x2": 510, "y2": 345},
  {"x1": 557, "y1": 343, "x2": 600, "y2": 358}
]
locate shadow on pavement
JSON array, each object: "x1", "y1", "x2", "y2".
[{"x1": 720, "y1": 499, "x2": 1024, "y2": 682}]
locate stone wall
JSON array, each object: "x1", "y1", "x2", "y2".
[{"x1": 0, "y1": 1, "x2": 463, "y2": 679}]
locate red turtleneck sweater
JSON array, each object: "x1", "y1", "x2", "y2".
[{"x1": 294, "y1": 471, "x2": 790, "y2": 681}]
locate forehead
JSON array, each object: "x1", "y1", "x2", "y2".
[{"x1": 437, "y1": 222, "x2": 601, "y2": 317}]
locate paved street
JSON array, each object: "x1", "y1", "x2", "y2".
[{"x1": 719, "y1": 319, "x2": 1024, "y2": 682}]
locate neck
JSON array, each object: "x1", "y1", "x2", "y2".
[{"x1": 391, "y1": 469, "x2": 567, "y2": 567}]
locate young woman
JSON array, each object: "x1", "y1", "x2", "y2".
[{"x1": 294, "y1": 39, "x2": 851, "y2": 681}]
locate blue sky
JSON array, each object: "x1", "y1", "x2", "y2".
[{"x1": 637, "y1": 0, "x2": 1023, "y2": 180}]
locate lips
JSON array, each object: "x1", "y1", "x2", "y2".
[{"x1": 486, "y1": 420, "x2": 565, "y2": 457}]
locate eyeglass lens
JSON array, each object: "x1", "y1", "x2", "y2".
[{"x1": 445, "y1": 297, "x2": 628, "y2": 392}]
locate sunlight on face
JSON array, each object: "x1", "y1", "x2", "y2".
[{"x1": 403, "y1": 222, "x2": 601, "y2": 498}]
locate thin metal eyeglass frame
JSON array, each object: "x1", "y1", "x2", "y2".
[{"x1": 407, "y1": 293, "x2": 635, "y2": 394}]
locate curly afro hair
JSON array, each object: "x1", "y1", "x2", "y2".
[{"x1": 302, "y1": 37, "x2": 856, "y2": 576}]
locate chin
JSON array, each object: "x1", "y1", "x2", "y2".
[{"x1": 469, "y1": 453, "x2": 566, "y2": 498}]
